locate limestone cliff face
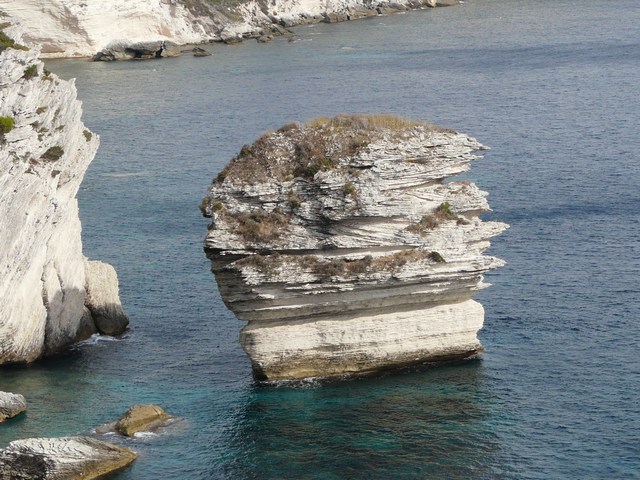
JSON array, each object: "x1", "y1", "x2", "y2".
[
  {"x1": 0, "y1": 24, "x2": 127, "y2": 364},
  {"x1": 0, "y1": 0, "x2": 453, "y2": 58},
  {"x1": 202, "y1": 115, "x2": 507, "y2": 380}
]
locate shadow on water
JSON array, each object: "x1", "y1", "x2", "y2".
[{"x1": 219, "y1": 359, "x2": 503, "y2": 480}]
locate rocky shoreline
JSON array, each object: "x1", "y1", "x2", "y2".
[{"x1": 0, "y1": 0, "x2": 460, "y2": 60}]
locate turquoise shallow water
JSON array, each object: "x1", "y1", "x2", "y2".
[{"x1": 2, "y1": 0, "x2": 640, "y2": 478}]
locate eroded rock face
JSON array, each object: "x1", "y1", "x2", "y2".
[
  {"x1": 202, "y1": 115, "x2": 507, "y2": 380},
  {"x1": 0, "y1": 436, "x2": 136, "y2": 479},
  {"x1": 0, "y1": 391, "x2": 27, "y2": 423},
  {"x1": 0, "y1": 24, "x2": 127, "y2": 364}
]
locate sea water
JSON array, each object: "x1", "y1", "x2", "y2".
[{"x1": 1, "y1": 0, "x2": 639, "y2": 478}]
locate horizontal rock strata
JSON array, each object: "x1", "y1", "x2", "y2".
[
  {"x1": 0, "y1": 24, "x2": 128, "y2": 364},
  {"x1": 0, "y1": 0, "x2": 459, "y2": 59},
  {"x1": 202, "y1": 114, "x2": 507, "y2": 380},
  {"x1": 0, "y1": 436, "x2": 136, "y2": 479}
]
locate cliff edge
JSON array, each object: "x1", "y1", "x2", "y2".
[
  {"x1": 202, "y1": 115, "x2": 507, "y2": 380},
  {"x1": 0, "y1": 22, "x2": 128, "y2": 364}
]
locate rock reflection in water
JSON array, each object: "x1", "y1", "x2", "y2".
[{"x1": 221, "y1": 360, "x2": 500, "y2": 479}]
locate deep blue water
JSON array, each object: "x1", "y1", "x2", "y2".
[{"x1": 2, "y1": 0, "x2": 640, "y2": 478}]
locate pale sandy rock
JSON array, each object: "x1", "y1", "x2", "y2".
[
  {"x1": 0, "y1": 436, "x2": 136, "y2": 479},
  {"x1": 114, "y1": 405, "x2": 172, "y2": 437},
  {"x1": 84, "y1": 260, "x2": 129, "y2": 336},
  {"x1": 202, "y1": 115, "x2": 507, "y2": 380},
  {"x1": 0, "y1": 0, "x2": 457, "y2": 59},
  {"x1": 0, "y1": 391, "x2": 27, "y2": 423},
  {"x1": 0, "y1": 24, "x2": 127, "y2": 364}
]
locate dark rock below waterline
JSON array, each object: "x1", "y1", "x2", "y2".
[
  {"x1": 93, "y1": 40, "x2": 181, "y2": 61},
  {"x1": 0, "y1": 391, "x2": 27, "y2": 423},
  {"x1": 0, "y1": 436, "x2": 136, "y2": 479}
]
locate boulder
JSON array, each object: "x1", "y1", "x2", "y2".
[
  {"x1": 0, "y1": 436, "x2": 136, "y2": 479},
  {"x1": 192, "y1": 46, "x2": 211, "y2": 57},
  {"x1": 84, "y1": 260, "x2": 128, "y2": 336},
  {"x1": 0, "y1": 391, "x2": 27, "y2": 423},
  {"x1": 114, "y1": 404, "x2": 172, "y2": 437},
  {"x1": 93, "y1": 40, "x2": 181, "y2": 61}
]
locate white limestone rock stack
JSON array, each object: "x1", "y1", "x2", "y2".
[
  {"x1": 202, "y1": 114, "x2": 507, "y2": 380},
  {"x1": 0, "y1": 23, "x2": 128, "y2": 365}
]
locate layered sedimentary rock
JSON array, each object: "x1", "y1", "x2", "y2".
[
  {"x1": 0, "y1": 23, "x2": 128, "y2": 364},
  {"x1": 0, "y1": 436, "x2": 136, "y2": 479},
  {"x1": 202, "y1": 115, "x2": 507, "y2": 380},
  {"x1": 0, "y1": 0, "x2": 458, "y2": 59}
]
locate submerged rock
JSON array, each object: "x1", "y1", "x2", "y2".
[
  {"x1": 202, "y1": 114, "x2": 507, "y2": 380},
  {"x1": 192, "y1": 46, "x2": 212, "y2": 57},
  {"x1": 0, "y1": 23, "x2": 128, "y2": 364},
  {"x1": 0, "y1": 436, "x2": 136, "y2": 479},
  {"x1": 114, "y1": 404, "x2": 172, "y2": 437},
  {"x1": 0, "y1": 391, "x2": 27, "y2": 423}
]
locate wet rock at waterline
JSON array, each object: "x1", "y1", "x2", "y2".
[
  {"x1": 201, "y1": 114, "x2": 507, "y2": 380},
  {"x1": 0, "y1": 392, "x2": 27, "y2": 423}
]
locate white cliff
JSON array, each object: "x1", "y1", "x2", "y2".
[
  {"x1": 202, "y1": 114, "x2": 507, "y2": 380},
  {"x1": 0, "y1": 23, "x2": 127, "y2": 364},
  {"x1": 0, "y1": 0, "x2": 455, "y2": 58}
]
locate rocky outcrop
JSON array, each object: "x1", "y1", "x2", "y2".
[
  {"x1": 92, "y1": 40, "x2": 181, "y2": 61},
  {"x1": 0, "y1": 0, "x2": 458, "y2": 59},
  {"x1": 202, "y1": 115, "x2": 507, "y2": 380},
  {"x1": 0, "y1": 392, "x2": 27, "y2": 423},
  {"x1": 0, "y1": 436, "x2": 136, "y2": 479},
  {"x1": 0, "y1": 23, "x2": 128, "y2": 364}
]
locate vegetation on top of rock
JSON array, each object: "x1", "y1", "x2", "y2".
[
  {"x1": 236, "y1": 248, "x2": 446, "y2": 280},
  {"x1": 233, "y1": 209, "x2": 290, "y2": 244},
  {"x1": 0, "y1": 116, "x2": 14, "y2": 139},
  {"x1": 22, "y1": 64, "x2": 38, "y2": 80},
  {"x1": 406, "y1": 202, "x2": 463, "y2": 235},
  {"x1": 213, "y1": 114, "x2": 453, "y2": 186},
  {"x1": 0, "y1": 30, "x2": 28, "y2": 53},
  {"x1": 41, "y1": 146, "x2": 64, "y2": 161}
]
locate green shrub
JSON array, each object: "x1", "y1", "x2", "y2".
[
  {"x1": 0, "y1": 31, "x2": 28, "y2": 53},
  {"x1": 0, "y1": 116, "x2": 14, "y2": 134},
  {"x1": 83, "y1": 130, "x2": 92, "y2": 141},
  {"x1": 22, "y1": 64, "x2": 38, "y2": 80},
  {"x1": 429, "y1": 251, "x2": 446, "y2": 263},
  {"x1": 41, "y1": 146, "x2": 64, "y2": 161},
  {"x1": 406, "y1": 202, "x2": 461, "y2": 235}
]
